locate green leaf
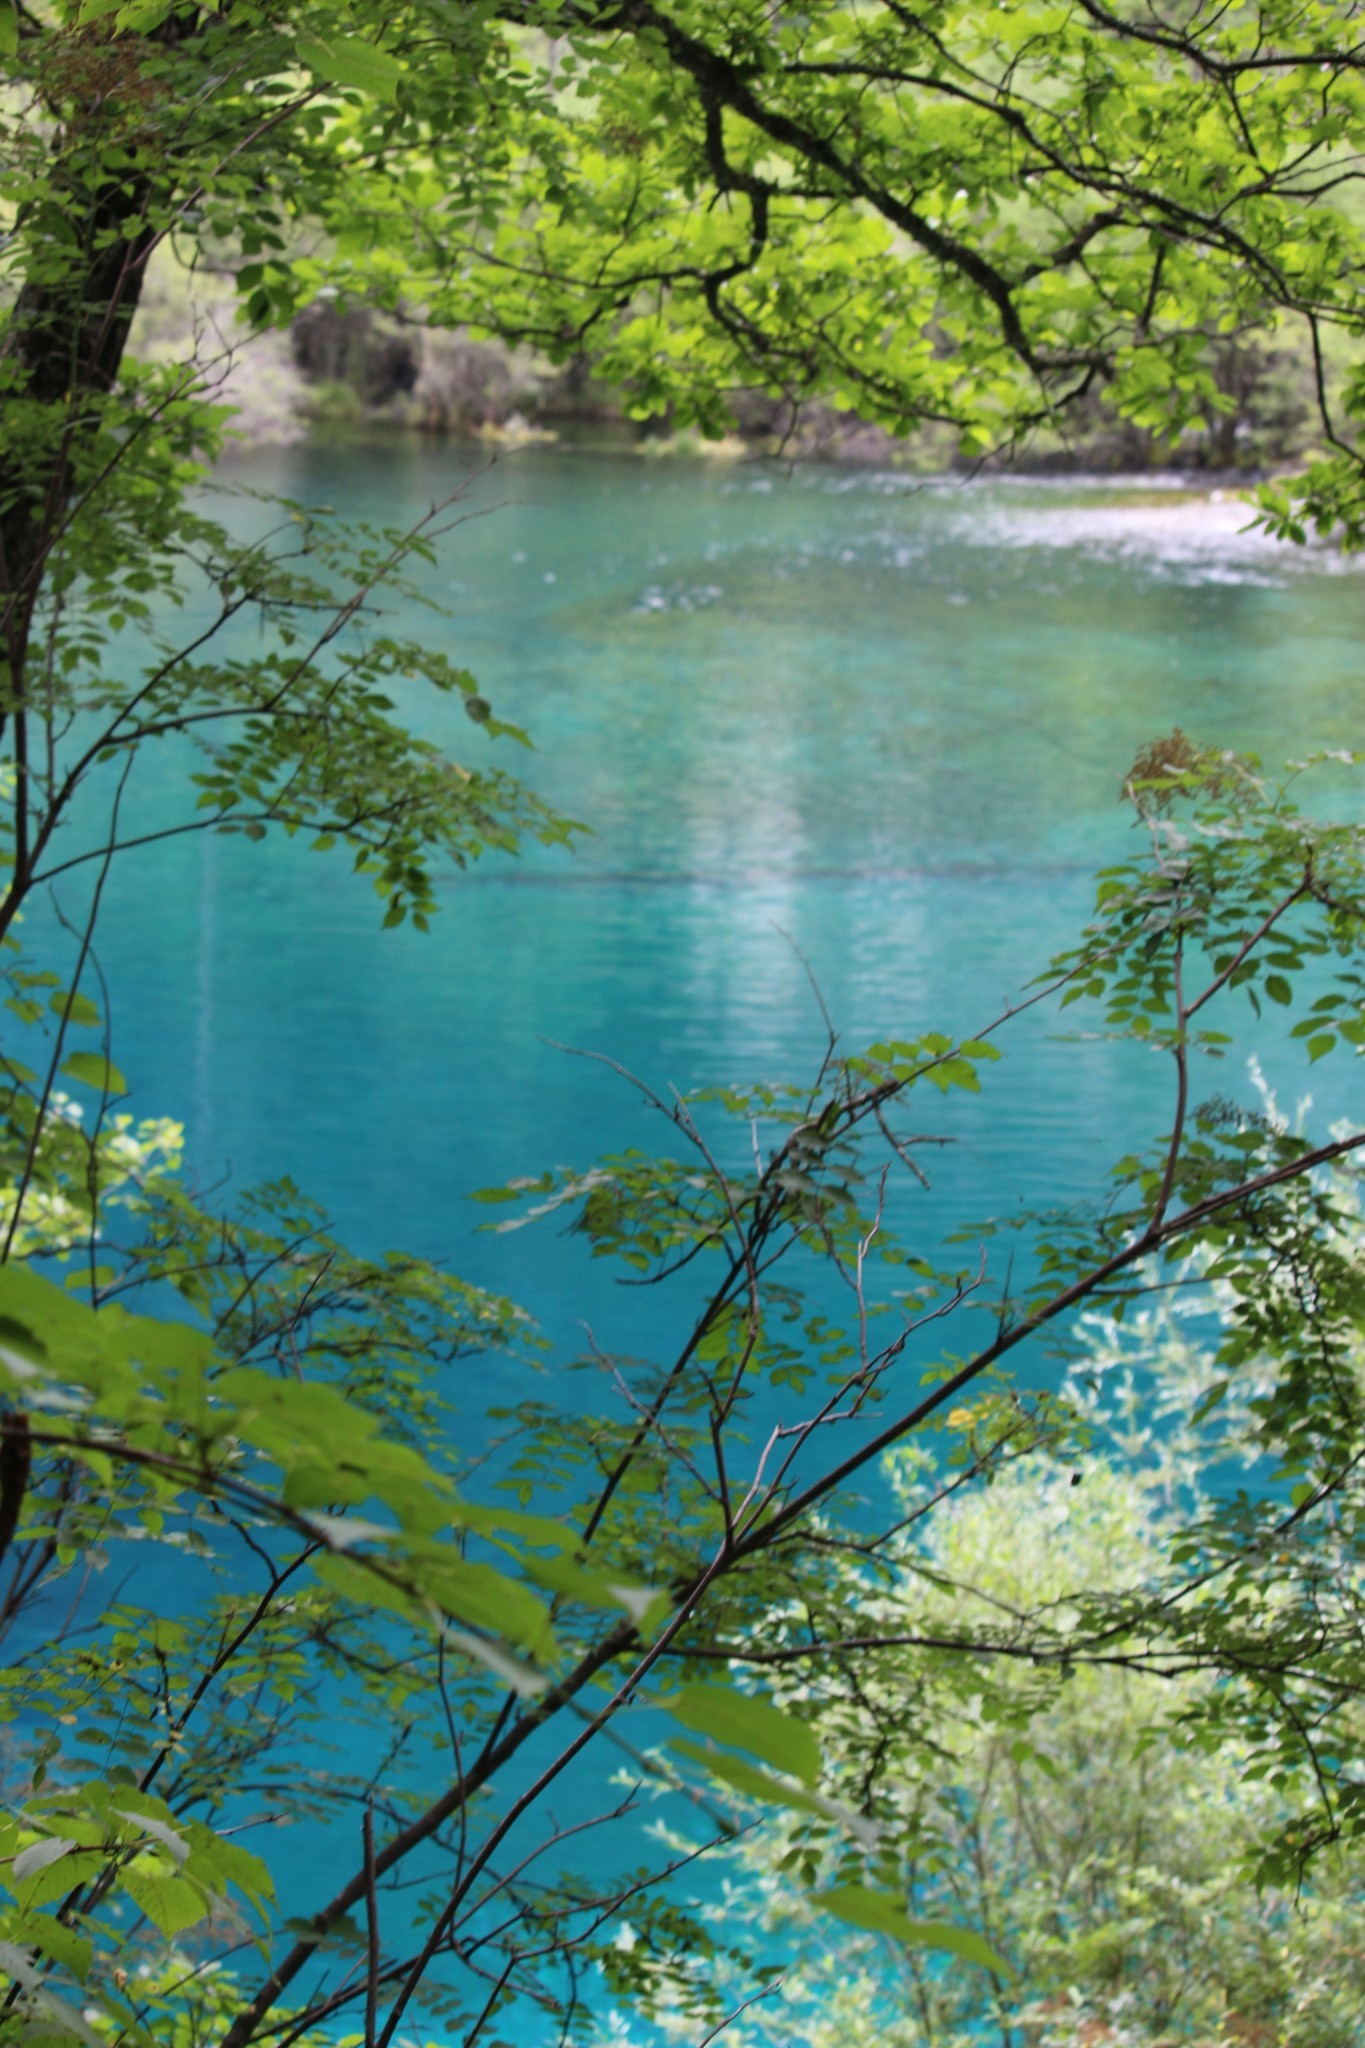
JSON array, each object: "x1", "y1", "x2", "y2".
[
  {"x1": 666, "y1": 1740, "x2": 877, "y2": 1846},
  {"x1": 114, "y1": 0, "x2": 170, "y2": 26},
  {"x1": 0, "y1": 1948, "x2": 103, "y2": 2048},
  {"x1": 48, "y1": 990, "x2": 101, "y2": 1028},
  {"x1": 121, "y1": 1862, "x2": 210, "y2": 1937},
  {"x1": 442, "y1": 1625, "x2": 550, "y2": 1697},
  {"x1": 113, "y1": 1807, "x2": 188, "y2": 1866},
  {"x1": 312, "y1": 1548, "x2": 554, "y2": 1661},
  {"x1": 12, "y1": 1835, "x2": 78, "y2": 1882},
  {"x1": 184, "y1": 1823, "x2": 275, "y2": 1916},
  {"x1": 1264, "y1": 974, "x2": 1292, "y2": 1006},
  {"x1": 0, "y1": 5, "x2": 18, "y2": 61},
  {"x1": 296, "y1": 34, "x2": 403, "y2": 99},
  {"x1": 21, "y1": 1916, "x2": 92, "y2": 1985},
  {"x1": 817, "y1": 1886, "x2": 1012, "y2": 1974},
  {"x1": 662, "y1": 1682, "x2": 821, "y2": 1784},
  {"x1": 59, "y1": 1052, "x2": 127, "y2": 1097},
  {"x1": 0, "y1": 1263, "x2": 214, "y2": 1396},
  {"x1": 521, "y1": 1552, "x2": 665, "y2": 1629}
]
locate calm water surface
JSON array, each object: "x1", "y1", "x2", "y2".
[
  {"x1": 85, "y1": 444, "x2": 1363, "y2": 1333},
  {"x1": 50, "y1": 445, "x2": 1364, "y2": 1977}
]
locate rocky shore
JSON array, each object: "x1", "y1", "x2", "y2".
[{"x1": 132, "y1": 250, "x2": 1331, "y2": 478}]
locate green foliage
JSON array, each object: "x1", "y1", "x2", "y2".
[
  {"x1": 634, "y1": 1286, "x2": 1365, "y2": 2039},
  {"x1": 662, "y1": 1684, "x2": 821, "y2": 1788},
  {"x1": 4, "y1": 714, "x2": 1365, "y2": 2048},
  {"x1": 815, "y1": 1888, "x2": 1012, "y2": 1979},
  {"x1": 329, "y1": 0, "x2": 1365, "y2": 501},
  {"x1": 3, "y1": 0, "x2": 1365, "y2": 2040},
  {"x1": 0, "y1": 740, "x2": 1361, "y2": 2045}
]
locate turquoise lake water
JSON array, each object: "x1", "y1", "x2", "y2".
[
  {"x1": 39, "y1": 443, "x2": 1365, "y2": 2002},
  {"x1": 81, "y1": 444, "x2": 1362, "y2": 1342}
]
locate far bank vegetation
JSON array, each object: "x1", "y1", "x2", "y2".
[{"x1": 134, "y1": 246, "x2": 1345, "y2": 473}]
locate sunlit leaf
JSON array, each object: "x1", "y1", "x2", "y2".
[
  {"x1": 818, "y1": 1885, "x2": 1012, "y2": 1974},
  {"x1": 662, "y1": 1683, "x2": 821, "y2": 1784}
]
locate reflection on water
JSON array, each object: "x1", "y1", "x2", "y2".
[
  {"x1": 74, "y1": 446, "x2": 1363, "y2": 1309},
  {"x1": 48, "y1": 442, "x2": 1362, "y2": 1958}
]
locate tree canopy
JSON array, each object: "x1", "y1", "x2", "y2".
[
  {"x1": 2, "y1": 2, "x2": 1365, "y2": 2045},
  {"x1": 4, "y1": 1, "x2": 1365, "y2": 510}
]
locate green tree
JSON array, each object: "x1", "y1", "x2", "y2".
[
  {"x1": 623, "y1": 1267, "x2": 1365, "y2": 2045},
  {"x1": 3, "y1": 742, "x2": 1365, "y2": 2046},
  {"x1": 459, "y1": 1, "x2": 1365, "y2": 487},
  {"x1": 3, "y1": 1, "x2": 1365, "y2": 2043}
]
